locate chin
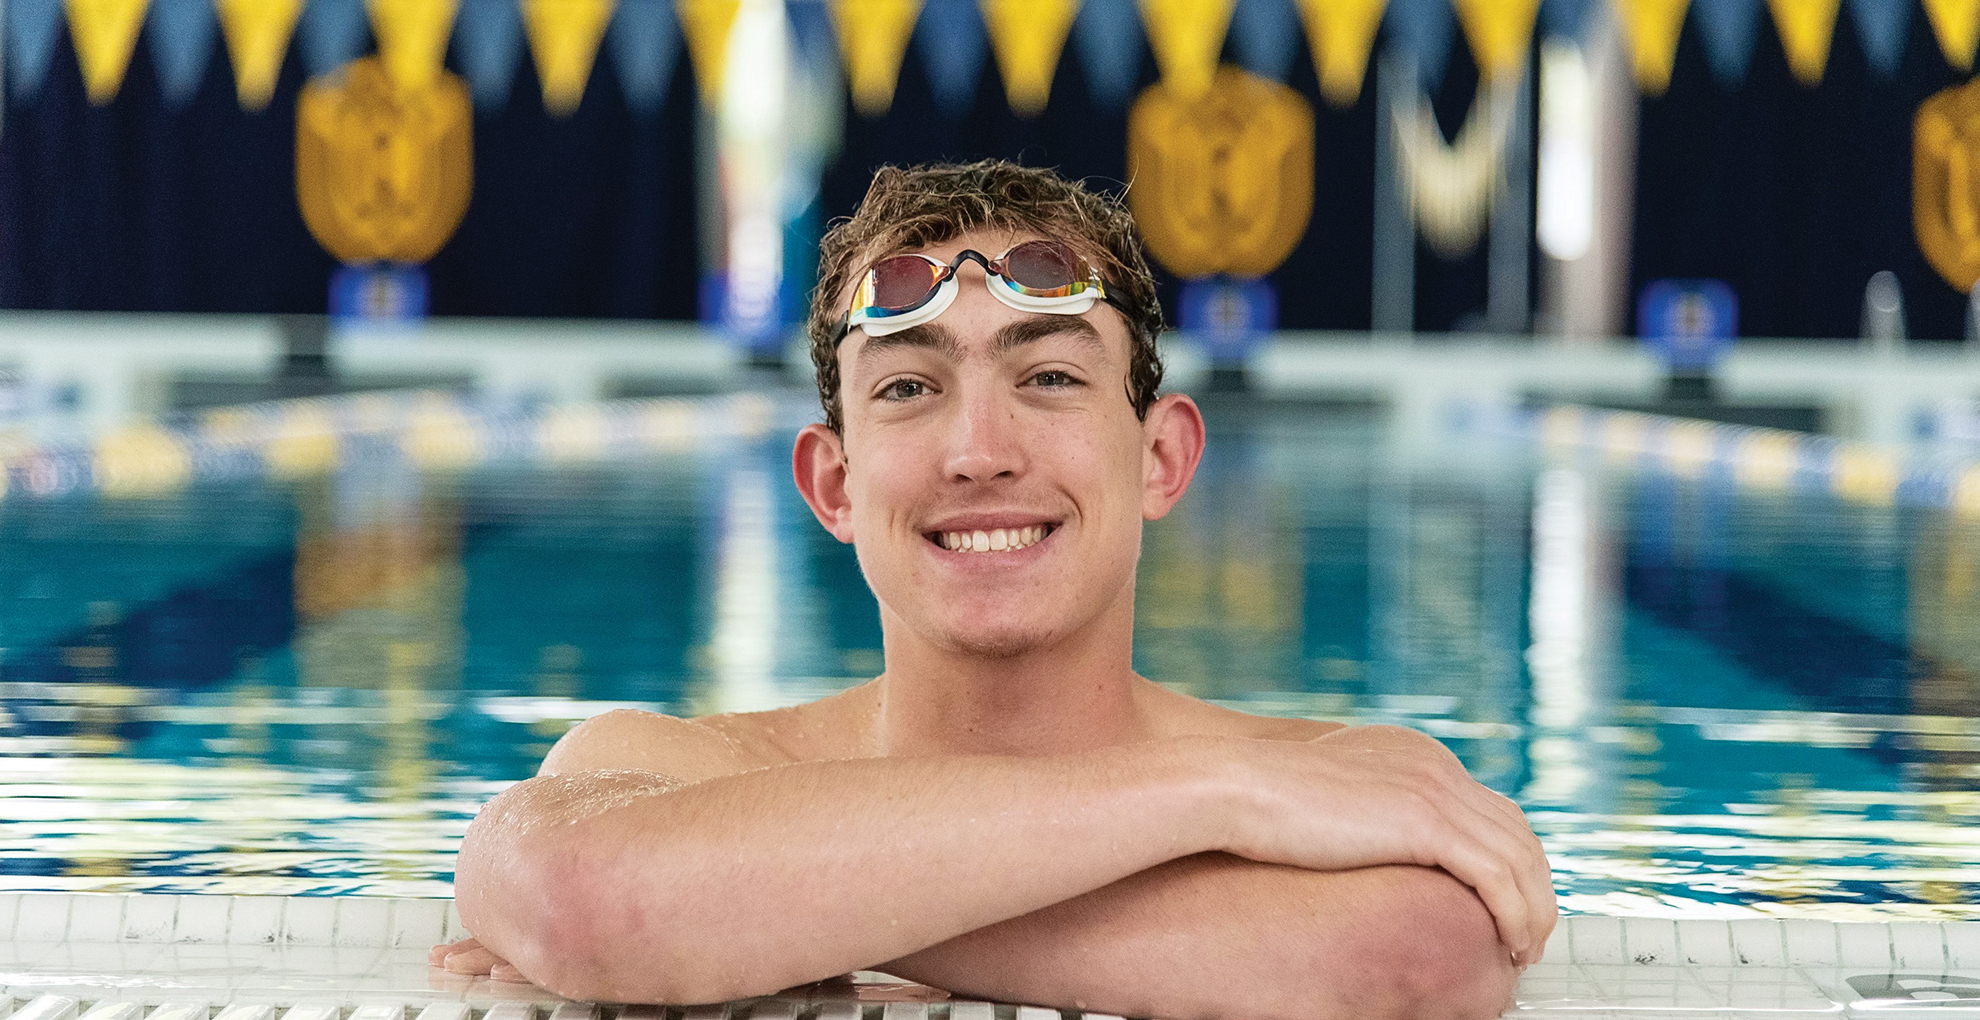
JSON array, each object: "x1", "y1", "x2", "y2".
[{"x1": 932, "y1": 619, "x2": 1062, "y2": 659}]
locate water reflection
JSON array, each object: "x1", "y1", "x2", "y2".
[
  {"x1": 1909, "y1": 514, "x2": 1980, "y2": 792},
  {"x1": 292, "y1": 467, "x2": 464, "y2": 804},
  {"x1": 0, "y1": 394, "x2": 1976, "y2": 917},
  {"x1": 1523, "y1": 466, "x2": 1609, "y2": 812}
]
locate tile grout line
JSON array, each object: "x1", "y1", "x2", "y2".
[
  {"x1": 8, "y1": 892, "x2": 1980, "y2": 1019},
  {"x1": 5, "y1": 893, "x2": 1980, "y2": 954}
]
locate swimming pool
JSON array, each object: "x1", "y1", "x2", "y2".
[{"x1": 1, "y1": 388, "x2": 1975, "y2": 919}]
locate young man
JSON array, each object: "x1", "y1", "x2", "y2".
[{"x1": 439, "y1": 161, "x2": 1555, "y2": 1020}]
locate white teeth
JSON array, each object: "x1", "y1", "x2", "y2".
[{"x1": 937, "y1": 525, "x2": 1051, "y2": 554}]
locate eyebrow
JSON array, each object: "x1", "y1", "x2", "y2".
[
  {"x1": 992, "y1": 315, "x2": 1107, "y2": 356},
  {"x1": 855, "y1": 322, "x2": 961, "y2": 362},
  {"x1": 852, "y1": 315, "x2": 1108, "y2": 368}
]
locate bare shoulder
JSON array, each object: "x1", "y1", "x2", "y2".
[
  {"x1": 541, "y1": 683, "x2": 878, "y2": 781},
  {"x1": 539, "y1": 708, "x2": 765, "y2": 781},
  {"x1": 1211, "y1": 706, "x2": 1346, "y2": 741},
  {"x1": 1237, "y1": 712, "x2": 1348, "y2": 741},
  {"x1": 696, "y1": 682, "x2": 879, "y2": 763},
  {"x1": 1138, "y1": 679, "x2": 1347, "y2": 742}
]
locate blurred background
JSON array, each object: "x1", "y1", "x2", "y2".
[
  {"x1": 5, "y1": 0, "x2": 1980, "y2": 432},
  {"x1": 1, "y1": 0, "x2": 1979, "y2": 922},
  {"x1": 4, "y1": 0, "x2": 1980, "y2": 344}
]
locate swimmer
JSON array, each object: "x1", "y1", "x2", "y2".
[{"x1": 437, "y1": 161, "x2": 1555, "y2": 1020}]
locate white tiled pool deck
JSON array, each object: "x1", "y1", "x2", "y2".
[{"x1": 3, "y1": 894, "x2": 1979, "y2": 1018}]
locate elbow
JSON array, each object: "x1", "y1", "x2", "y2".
[
  {"x1": 1336, "y1": 866, "x2": 1519, "y2": 1020},
  {"x1": 451, "y1": 788, "x2": 652, "y2": 1001},
  {"x1": 453, "y1": 792, "x2": 752, "y2": 1004},
  {"x1": 462, "y1": 847, "x2": 716, "y2": 1003},
  {"x1": 453, "y1": 791, "x2": 588, "y2": 994}
]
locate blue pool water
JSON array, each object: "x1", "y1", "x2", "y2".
[{"x1": 0, "y1": 391, "x2": 1975, "y2": 918}]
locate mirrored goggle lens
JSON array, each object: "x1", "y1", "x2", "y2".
[
  {"x1": 859, "y1": 256, "x2": 947, "y2": 313},
  {"x1": 1000, "y1": 240, "x2": 1092, "y2": 298}
]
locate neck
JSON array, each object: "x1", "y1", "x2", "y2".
[{"x1": 868, "y1": 597, "x2": 1149, "y2": 758}]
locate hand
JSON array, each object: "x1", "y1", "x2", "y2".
[
  {"x1": 1210, "y1": 726, "x2": 1557, "y2": 967},
  {"x1": 429, "y1": 937, "x2": 532, "y2": 983}
]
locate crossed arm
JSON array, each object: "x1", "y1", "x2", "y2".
[{"x1": 447, "y1": 714, "x2": 1552, "y2": 1020}]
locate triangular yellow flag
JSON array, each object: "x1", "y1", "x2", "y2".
[
  {"x1": 368, "y1": 0, "x2": 460, "y2": 92},
  {"x1": 523, "y1": 0, "x2": 617, "y2": 115},
  {"x1": 1294, "y1": 0, "x2": 1385, "y2": 106},
  {"x1": 215, "y1": 0, "x2": 303, "y2": 111},
  {"x1": 829, "y1": 0, "x2": 923, "y2": 116},
  {"x1": 1765, "y1": 0, "x2": 1839, "y2": 85},
  {"x1": 678, "y1": 0, "x2": 742, "y2": 110},
  {"x1": 980, "y1": 0, "x2": 1078, "y2": 116},
  {"x1": 65, "y1": 0, "x2": 148, "y2": 104},
  {"x1": 1613, "y1": 0, "x2": 1689, "y2": 95},
  {"x1": 1139, "y1": 0, "x2": 1235, "y2": 100},
  {"x1": 1923, "y1": 0, "x2": 1980, "y2": 70},
  {"x1": 1452, "y1": 0, "x2": 1540, "y2": 81}
]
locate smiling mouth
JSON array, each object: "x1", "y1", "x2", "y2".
[{"x1": 927, "y1": 524, "x2": 1056, "y2": 554}]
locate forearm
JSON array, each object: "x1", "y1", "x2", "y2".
[
  {"x1": 881, "y1": 855, "x2": 1518, "y2": 1020},
  {"x1": 455, "y1": 741, "x2": 1232, "y2": 1003}
]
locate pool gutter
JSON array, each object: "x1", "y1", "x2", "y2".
[{"x1": 2, "y1": 894, "x2": 1978, "y2": 1016}]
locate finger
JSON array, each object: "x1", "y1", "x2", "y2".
[
  {"x1": 1447, "y1": 782, "x2": 1555, "y2": 964},
  {"x1": 1438, "y1": 831, "x2": 1531, "y2": 965},
  {"x1": 490, "y1": 960, "x2": 530, "y2": 984},
  {"x1": 1400, "y1": 759, "x2": 1555, "y2": 965},
  {"x1": 1483, "y1": 789, "x2": 1554, "y2": 882},
  {"x1": 1529, "y1": 882, "x2": 1561, "y2": 963},
  {"x1": 1493, "y1": 799, "x2": 1558, "y2": 964},
  {"x1": 1467, "y1": 807, "x2": 1552, "y2": 966},
  {"x1": 1426, "y1": 795, "x2": 1539, "y2": 962},
  {"x1": 442, "y1": 946, "x2": 503, "y2": 975},
  {"x1": 428, "y1": 937, "x2": 480, "y2": 966},
  {"x1": 1459, "y1": 781, "x2": 1541, "y2": 860}
]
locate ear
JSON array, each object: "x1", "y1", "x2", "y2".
[
  {"x1": 794, "y1": 423, "x2": 856, "y2": 543},
  {"x1": 1141, "y1": 393, "x2": 1205, "y2": 520}
]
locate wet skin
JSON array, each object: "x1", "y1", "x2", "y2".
[{"x1": 443, "y1": 230, "x2": 1556, "y2": 1020}]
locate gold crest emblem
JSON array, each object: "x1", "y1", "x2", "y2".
[
  {"x1": 1915, "y1": 76, "x2": 1980, "y2": 292},
  {"x1": 296, "y1": 56, "x2": 474, "y2": 265},
  {"x1": 1127, "y1": 66, "x2": 1314, "y2": 279}
]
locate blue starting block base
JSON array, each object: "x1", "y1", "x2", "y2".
[
  {"x1": 1638, "y1": 278, "x2": 1736, "y2": 380},
  {"x1": 330, "y1": 264, "x2": 430, "y2": 325},
  {"x1": 1179, "y1": 277, "x2": 1277, "y2": 376}
]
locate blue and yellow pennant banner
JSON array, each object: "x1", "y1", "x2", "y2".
[{"x1": 3, "y1": 0, "x2": 1975, "y2": 115}]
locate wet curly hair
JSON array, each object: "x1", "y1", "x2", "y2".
[{"x1": 807, "y1": 160, "x2": 1166, "y2": 435}]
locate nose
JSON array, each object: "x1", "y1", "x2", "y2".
[{"x1": 942, "y1": 379, "x2": 1025, "y2": 483}]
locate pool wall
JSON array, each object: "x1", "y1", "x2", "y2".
[{"x1": 4, "y1": 893, "x2": 1980, "y2": 1014}]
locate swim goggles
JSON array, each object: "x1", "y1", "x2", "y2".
[{"x1": 837, "y1": 239, "x2": 1129, "y2": 342}]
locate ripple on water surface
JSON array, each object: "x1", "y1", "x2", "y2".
[{"x1": 2, "y1": 402, "x2": 1978, "y2": 917}]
